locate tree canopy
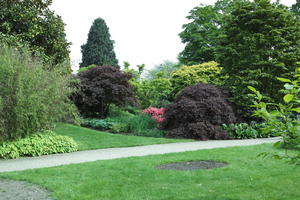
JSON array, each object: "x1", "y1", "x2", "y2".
[
  {"x1": 80, "y1": 18, "x2": 118, "y2": 68},
  {"x1": 218, "y1": 0, "x2": 300, "y2": 109},
  {"x1": 178, "y1": 0, "x2": 233, "y2": 65},
  {"x1": 0, "y1": 0, "x2": 70, "y2": 70},
  {"x1": 73, "y1": 66, "x2": 133, "y2": 118}
]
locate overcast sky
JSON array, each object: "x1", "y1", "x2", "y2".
[{"x1": 51, "y1": 0, "x2": 295, "y2": 72}]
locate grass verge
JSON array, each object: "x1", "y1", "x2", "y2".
[
  {"x1": 0, "y1": 144, "x2": 299, "y2": 200},
  {"x1": 53, "y1": 123, "x2": 190, "y2": 151}
]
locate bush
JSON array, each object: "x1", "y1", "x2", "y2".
[
  {"x1": 0, "y1": 44, "x2": 79, "y2": 141},
  {"x1": 111, "y1": 123, "x2": 128, "y2": 133},
  {"x1": 222, "y1": 122, "x2": 270, "y2": 139},
  {"x1": 73, "y1": 66, "x2": 134, "y2": 118},
  {"x1": 142, "y1": 107, "x2": 165, "y2": 123},
  {"x1": 132, "y1": 72, "x2": 172, "y2": 108},
  {"x1": 170, "y1": 61, "x2": 225, "y2": 96},
  {"x1": 161, "y1": 83, "x2": 238, "y2": 140},
  {"x1": 0, "y1": 131, "x2": 78, "y2": 159}
]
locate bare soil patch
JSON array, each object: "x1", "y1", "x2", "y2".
[
  {"x1": 0, "y1": 179, "x2": 53, "y2": 200},
  {"x1": 157, "y1": 160, "x2": 228, "y2": 171}
]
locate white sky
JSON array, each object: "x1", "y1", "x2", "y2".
[{"x1": 51, "y1": 0, "x2": 295, "y2": 72}]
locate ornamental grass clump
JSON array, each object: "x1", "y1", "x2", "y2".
[
  {"x1": 161, "y1": 83, "x2": 238, "y2": 140},
  {"x1": 0, "y1": 44, "x2": 79, "y2": 142}
]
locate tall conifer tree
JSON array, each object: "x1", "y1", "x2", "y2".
[{"x1": 80, "y1": 18, "x2": 118, "y2": 67}]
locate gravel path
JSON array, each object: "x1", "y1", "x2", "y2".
[
  {"x1": 0, "y1": 137, "x2": 280, "y2": 173},
  {"x1": 0, "y1": 179, "x2": 53, "y2": 200}
]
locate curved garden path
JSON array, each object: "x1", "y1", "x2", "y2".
[{"x1": 0, "y1": 137, "x2": 279, "y2": 173}]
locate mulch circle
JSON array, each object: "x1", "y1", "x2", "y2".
[
  {"x1": 0, "y1": 179, "x2": 53, "y2": 200},
  {"x1": 156, "y1": 160, "x2": 228, "y2": 171}
]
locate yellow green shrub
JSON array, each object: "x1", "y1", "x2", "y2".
[{"x1": 170, "y1": 61, "x2": 225, "y2": 95}]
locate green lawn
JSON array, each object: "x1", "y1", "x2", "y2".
[
  {"x1": 53, "y1": 123, "x2": 191, "y2": 150},
  {"x1": 1, "y1": 144, "x2": 299, "y2": 200}
]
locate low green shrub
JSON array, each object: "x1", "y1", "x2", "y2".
[
  {"x1": 107, "y1": 104, "x2": 135, "y2": 118},
  {"x1": 120, "y1": 106, "x2": 140, "y2": 115},
  {"x1": 0, "y1": 131, "x2": 78, "y2": 159},
  {"x1": 82, "y1": 118, "x2": 115, "y2": 130},
  {"x1": 170, "y1": 61, "x2": 225, "y2": 96},
  {"x1": 132, "y1": 129, "x2": 166, "y2": 138},
  {"x1": 222, "y1": 122, "x2": 270, "y2": 139},
  {"x1": 111, "y1": 123, "x2": 128, "y2": 133}
]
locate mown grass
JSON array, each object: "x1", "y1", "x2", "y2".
[
  {"x1": 53, "y1": 123, "x2": 191, "y2": 151},
  {"x1": 1, "y1": 144, "x2": 299, "y2": 200}
]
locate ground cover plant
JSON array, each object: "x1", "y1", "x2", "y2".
[
  {"x1": 222, "y1": 122, "x2": 270, "y2": 139},
  {"x1": 0, "y1": 131, "x2": 77, "y2": 159},
  {"x1": 53, "y1": 124, "x2": 189, "y2": 151},
  {"x1": 0, "y1": 144, "x2": 299, "y2": 200}
]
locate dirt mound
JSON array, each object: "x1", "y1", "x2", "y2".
[{"x1": 157, "y1": 160, "x2": 228, "y2": 171}]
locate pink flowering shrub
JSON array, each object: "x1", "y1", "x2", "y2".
[{"x1": 142, "y1": 107, "x2": 165, "y2": 123}]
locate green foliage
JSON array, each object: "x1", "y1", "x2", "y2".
[
  {"x1": 134, "y1": 72, "x2": 173, "y2": 108},
  {"x1": 145, "y1": 60, "x2": 181, "y2": 79},
  {"x1": 78, "y1": 64, "x2": 97, "y2": 73},
  {"x1": 80, "y1": 18, "x2": 118, "y2": 67},
  {"x1": 113, "y1": 114, "x2": 166, "y2": 137},
  {"x1": 111, "y1": 123, "x2": 128, "y2": 133},
  {"x1": 123, "y1": 61, "x2": 145, "y2": 80},
  {"x1": 107, "y1": 104, "x2": 135, "y2": 118},
  {"x1": 0, "y1": 45, "x2": 79, "y2": 141},
  {"x1": 178, "y1": 0, "x2": 234, "y2": 65},
  {"x1": 123, "y1": 61, "x2": 173, "y2": 108},
  {"x1": 0, "y1": 0, "x2": 71, "y2": 70},
  {"x1": 170, "y1": 61, "x2": 224, "y2": 95},
  {"x1": 0, "y1": 131, "x2": 78, "y2": 159},
  {"x1": 81, "y1": 118, "x2": 115, "y2": 130},
  {"x1": 249, "y1": 68, "x2": 300, "y2": 164},
  {"x1": 218, "y1": 0, "x2": 300, "y2": 111},
  {"x1": 222, "y1": 122, "x2": 270, "y2": 139},
  {"x1": 291, "y1": 0, "x2": 300, "y2": 17}
]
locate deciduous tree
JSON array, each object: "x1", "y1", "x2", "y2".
[
  {"x1": 218, "y1": 0, "x2": 300, "y2": 112},
  {"x1": 0, "y1": 0, "x2": 70, "y2": 70}
]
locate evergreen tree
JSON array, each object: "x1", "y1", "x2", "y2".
[
  {"x1": 80, "y1": 18, "x2": 118, "y2": 68},
  {"x1": 217, "y1": 0, "x2": 300, "y2": 112}
]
